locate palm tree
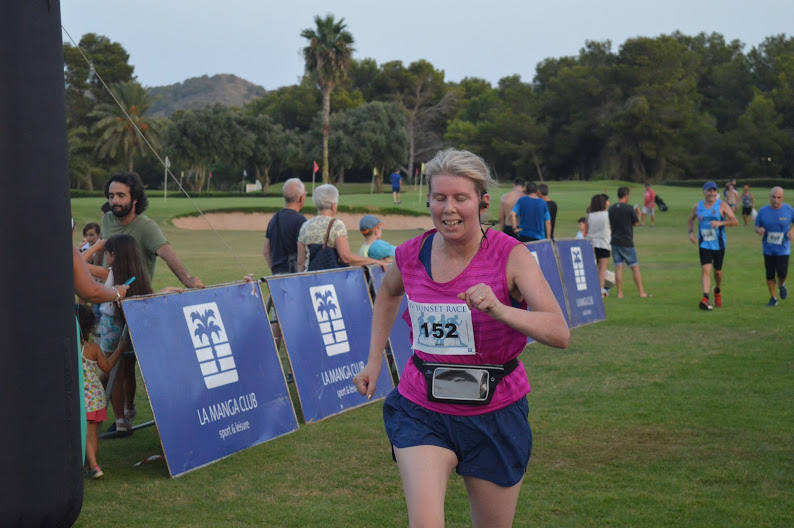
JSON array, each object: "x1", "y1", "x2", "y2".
[
  {"x1": 301, "y1": 14, "x2": 354, "y2": 183},
  {"x1": 90, "y1": 80, "x2": 160, "y2": 172}
]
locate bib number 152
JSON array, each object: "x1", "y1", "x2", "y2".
[{"x1": 420, "y1": 322, "x2": 459, "y2": 339}]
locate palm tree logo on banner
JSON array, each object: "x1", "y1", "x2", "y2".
[
  {"x1": 182, "y1": 302, "x2": 239, "y2": 389},
  {"x1": 308, "y1": 285, "x2": 349, "y2": 357},
  {"x1": 570, "y1": 246, "x2": 588, "y2": 291}
]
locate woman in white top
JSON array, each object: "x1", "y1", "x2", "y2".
[{"x1": 586, "y1": 193, "x2": 611, "y2": 294}]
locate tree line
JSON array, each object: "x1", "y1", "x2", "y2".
[{"x1": 63, "y1": 21, "x2": 794, "y2": 192}]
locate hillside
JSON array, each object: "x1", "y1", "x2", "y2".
[{"x1": 146, "y1": 74, "x2": 266, "y2": 117}]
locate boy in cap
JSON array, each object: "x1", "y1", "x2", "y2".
[
  {"x1": 688, "y1": 181, "x2": 738, "y2": 310},
  {"x1": 359, "y1": 215, "x2": 396, "y2": 260}
]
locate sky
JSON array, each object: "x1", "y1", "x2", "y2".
[{"x1": 61, "y1": 0, "x2": 792, "y2": 90}]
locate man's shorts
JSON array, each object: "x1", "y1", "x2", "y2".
[
  {"x1": 642, "y1": 205, "x2": 654, "y2": 216},
  {"x1": 764, "y1": 254, "x2": 789, "y2": 281},
  {"x1": 612, "y1": 245, "x2": 639, "y2": 267},
  {"x1": 392, "y1": 184, "x2": 400, "y2": 192},
  {"x1": 594, "y1": 247, "x2": 611, "y2": 260},
  {"x1": 699, "y1": 247, "x2": 725, "y2": 270},
  {"x1": 383, "y1": 390, "x2": 531, "y2": 487},
  {"x1": 742, "y1": 206, "x2": 753, "y2": 216}
]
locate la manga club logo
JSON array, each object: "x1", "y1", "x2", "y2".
[
  {"x1": 183, "y1": 302, "x2": 239, "y2": 389},
  {"x1": 570, "y1": 246, "x2": 587, "y2": 291},
  {"x1": 309, "y1": 285, "x2": 350, "y2": 357}
]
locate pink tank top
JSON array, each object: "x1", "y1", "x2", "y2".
[{"x1": 394, "y1": 229, "x2": 531, "y2": 416}]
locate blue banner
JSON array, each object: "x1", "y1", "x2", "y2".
[
  {"x1": 367, "y1": 265, "x2": 412, "y2": 378},
  {"x1": 555, "y1": 239, "x2": 606, "y2": 327},
  {"x1": 122, "y1": 282, "x2": 298, "y2": 477},
  {"x1": 525, "y1": 240, "x2": 570, "y2": 327},
  {"x1": 267, "y1": 268, "x2": 393, "y2": 423}
]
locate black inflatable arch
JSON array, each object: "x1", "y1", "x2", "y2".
[{"x1": 0, "y1": 1, "x2": 83, "y2": 525}]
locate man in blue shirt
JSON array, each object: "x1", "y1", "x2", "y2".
[
  {"x1": 391, "y1": 170, "x2": 402, "y2": 205},
  {"x1": 510, "y1": 182, "x2": 550, "y2": 242},
  {"x1": 755, "y1": 186, "x2": 794, "y2": 306},
  {"x1": 687, "y1": 181, "x2": 738, "y2": 310}
]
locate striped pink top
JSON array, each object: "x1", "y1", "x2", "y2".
[{"x1": 394, "y1": 229, "x2": 531, "y2": 416}]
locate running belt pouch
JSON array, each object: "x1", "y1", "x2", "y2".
[
  {"x1": 412, "y1": 354, "x2": 518, "y2": 406},
  {"x1": 307, "y1": 219, "x2": 346, "y2": 271}
]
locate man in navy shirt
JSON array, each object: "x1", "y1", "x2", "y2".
[
  {"x1": 755, "y1": 186, "x2": 794, "y2": 306},
  {"x1": 510, "y1": 182, "x2": 550, "y2": 242},
  {"x1": 264, "y1": 178, "x2": 307, "y2": 274}
]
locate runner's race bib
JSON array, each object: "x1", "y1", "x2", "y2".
[
  {"x1": 767, "y1": 231, "x2": 784, "y2": 245},
  {"x1": 407, "y1": 297, "x2": 476, "y2": 355},
  {"x1": 700, "y1": 227, "x2": 717, "y2": 242}
]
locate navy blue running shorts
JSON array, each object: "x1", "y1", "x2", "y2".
[{"x1": 383, "y1": 389, "x2": 532, "y2": 487}]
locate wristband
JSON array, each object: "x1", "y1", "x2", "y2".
[{"x1": 113, "y1": 286, "x2": 121, "y2": 303}]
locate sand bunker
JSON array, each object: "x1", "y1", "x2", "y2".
[{"x1": 172, "y1": 211, "x2": 434, "y2": 231}]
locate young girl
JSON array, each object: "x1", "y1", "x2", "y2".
[
  {"x1": 93, "y1": 234, "x2": 153, "y2": 434},
  {"x1": 78, "y1": 304, "x2": 123, "y2": 479}
]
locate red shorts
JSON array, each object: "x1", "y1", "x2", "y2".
[{"x1": 86, "y1": 408, "x2": 108, "y2": 423}]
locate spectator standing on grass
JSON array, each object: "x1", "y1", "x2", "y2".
[
  {"x1": 724, "y1": 182, "x2": 739, "y2": 213},
  {"x1": 510, "y1": 182, "x2": 550, "y2": 242},
  {"x1": 538, "y1": 183, "x2": 557, "y2": 239},
  {"x1": 741, "y1": 185, "x2": 755, "y2": 225},
  {"x1": 754, "y1": 187, "x2": 794, "y2": 307},
  {"x1": 353, "y1": 148, "x2": 569, "y2": 527},
  {"x1": 587, "y1": 193, "x2": 612, "y2": 297},
  {"x1": 73, "y1": 236, "x2": 130, "y2": 463},
  {"x1": 264, "y1": 178, "x2": 307, "y2": 274},
  {"x1": 497, "y1": 179, "x2": 525, "y2": 238},
  {"x1": 101, "y1": 172, "x2": 203, "y2": 434},
  {"x1": 78, "y1": 305, "x2": 123, "y2": 480},
  {"x1": 687, "y1": 181, "x2": 738, "y2": 311},
  {"x1": 609, "y1": 187, "x2": 649, "y2": 299},
  {"x1": 641, "y1": 183, "x2": 656, "y2": 227},
  {"x1": 391, "y1": 169, "x2": 402, "y2": 205}
]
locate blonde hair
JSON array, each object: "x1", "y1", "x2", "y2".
[{"x1": 424, "y1": 148, "x2": 494, "y2": 196}]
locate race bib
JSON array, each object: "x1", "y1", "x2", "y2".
[
  {"x1": 407, "y1": 296, "x2": 476, "y2": 355},
  {"x1": 700, "y1": 228, "x2": 717, "y2": 242},
  {"x1": 767, "y1": 231, "x2": 784, "y2": 245}
]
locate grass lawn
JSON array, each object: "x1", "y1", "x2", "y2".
[{"x1": 70, "y1": 182, "x2": 792, "y2": 527}]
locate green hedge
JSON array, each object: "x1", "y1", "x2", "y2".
[
  {"x1": 662, "y1": 178, "x2": 794, "y2": 189},
  {"x1": 70, "y1": 189, "x2": 283, "y2": 198},
  {"x1": 170, "y1": 204, "x2": 427, "y2": 219}
]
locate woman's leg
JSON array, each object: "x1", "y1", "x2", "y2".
[
  {"x1": 394, "y1": 445, "x2": 458, "y2": 528},
  {"x1": 597, "y1": 257, "x2": 608, "y2": 289},
  {"x1": 464, "y1": 476, "x2": 524, "y2": 528}
]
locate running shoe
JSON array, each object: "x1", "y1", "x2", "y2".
[
  {"x1": 767, "y1": 297, "x2": 778, "y2": 307},
  {"x1": 699, "y1": 297, "x2": 713, "y2": 311},
  {"x1": 88, "y1": 466, "x2": 104, "y2": 480},
  {"x1": 714, "y1": 291, "x2": 722, "y2": 308},
  {"x1": 780, "y1": 284, "x2": 787, "y2": 300}
]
